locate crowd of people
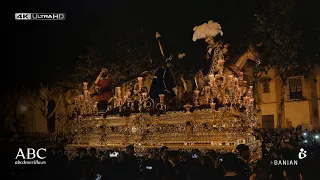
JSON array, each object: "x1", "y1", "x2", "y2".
[{"x1": 2, "y1": 126, "x2": 320, "y2": 180}]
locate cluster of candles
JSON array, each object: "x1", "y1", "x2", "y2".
[
  {"x1": 75, "y1": 63, "x2": 254, "y2": 115},
  {"x1": 74, "y1": 82, "x2": 98, "y2": 116},
  {"x1": 193, "y1": 58, "x2": 255, "y2": 111},
  {"x1": 115, "y1": 77, "x2": 166, "y2": 110}
]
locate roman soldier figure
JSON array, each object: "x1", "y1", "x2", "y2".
[{"x1": 94, "y1": 68, "x2": 114, "y2": 112}]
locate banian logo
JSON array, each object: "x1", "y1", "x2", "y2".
[
  {"x1": 298, "y1": 148, "x2": 307, "y2": 159},
  {"x1": 15, "y1": 148, "x2": 46, "y2": 165},
  {"x1": 271, "y1": 148, "x2": 307, "y2": 166}
]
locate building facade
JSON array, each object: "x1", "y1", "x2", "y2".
[{"x1": 256, "y1": 67, "x2": 320, "y2": 129}]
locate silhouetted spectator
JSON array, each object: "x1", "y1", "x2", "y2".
[
  {"x1": 122, "y1": 145, "x2": 140, "y2": 180},
  {"x1": 253, "y1": 160, "x2": 271, "y2": 180},
  {"x1": 236, "y1": 144, "x2": 251, "y2": 179},
  {"x1": 222, "y1": 153, "x2": 244, "y2": 180},
  {"x1": 187, "y1": 149, "x2": 205, "y2": 180}
]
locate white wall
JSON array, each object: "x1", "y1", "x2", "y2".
[
  {"x1": 284, "y1": 101, "x2": 310, "y2": 128},
  {"x1": 260, "y1": 103, "x2": 277, "y2": 128}
]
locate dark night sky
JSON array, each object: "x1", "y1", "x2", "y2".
[{"x1": 9, "y1": 0, "x2": 259, "y2": 89}]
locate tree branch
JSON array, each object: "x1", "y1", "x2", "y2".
[
  {"x1": 40, "y1": 82, "x2": 48, "y2": 100},
  {"x1": 21, "y1": 86, "x2": 45, "y2": 114},
  {"x1": 47, "y1": 95, "x2": 62, "y2": 119},
  {"x1": 21, "y1": 96, "x2": 44, "y2": 114}
]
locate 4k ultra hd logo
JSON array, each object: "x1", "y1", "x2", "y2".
[
  {"x1": 15, "y1": 13, "x2": 65, "y2": 20},
  {"x1": 15, "y1": 148, "x2": 46, "y2": 165}
]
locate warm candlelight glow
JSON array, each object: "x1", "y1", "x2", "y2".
[
  {"x1": 210, "y1": 102, "x2": 216, "y2": 111},
  {"x1": 159, "y1": 94, "x2": 165, "y2": 103},
  {"x1": 126, "y1": 91, "x2": 131, "y2": 96},
  {"x1": 68, "y1": 24, "x2": 260, "y2": 158},
  {"x1": 83, "y1": 82, "x2": 88, "y2": 90},
  {"x1": 142, "y1": 92, "x2": 147, "y2": 98},
  {"x1": 209, "y1": 75, "x2": 215, "y2": 86},
  {"x1": 218, "y1": 59, "x2": 225, "y2": 65}
]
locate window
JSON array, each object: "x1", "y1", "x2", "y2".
[
  {"x1": 260, "y1": 76, "x2": 272, "y2": 93},
  {"x1": 262, "y1": 82, "x2": 270, "y2": 93},
  {"x1": 288, "y1": 76, "x2": 303, "y2": 100},
  {"x1": 262, "y1": 115, "x2": 274, "y2": 129}
]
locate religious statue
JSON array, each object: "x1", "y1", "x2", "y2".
[
  {"x1": 186, "y1": 121, "x2": 192, "y2": 139},
  {"x1": 94, "y1": 68, "x2": 114, "y2": 112},
  {"x1": 149, "y1": 60, "x2": 177, "y2": 100},
  {"x1": 193, "y1": 39, "x2": 230, "y2": 104}
]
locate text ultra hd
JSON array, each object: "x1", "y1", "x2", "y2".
[{"x1": 15, "y1": 13, "x2": 66, "y2": 20}]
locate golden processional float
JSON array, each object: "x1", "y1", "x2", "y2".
[{"x1": 66, "y1": 21, "x2": 261, "y2": 161}]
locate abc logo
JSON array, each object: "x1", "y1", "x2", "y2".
[{"x1": 15, "y1": 148, "x2": 46, "y2": 160}]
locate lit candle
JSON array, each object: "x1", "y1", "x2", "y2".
[
  {"x1": 234, "y1": 78, "x2": 238, "y2": 86},
  {"x1": 137, "y1": 77, "x2": 143, "y2": 91},
  {"x1": 194, "y1": 78, "x2": 198, "y2": 90},
  {"x1": 83, "y1": 82, "x2": 88, "y2": 90},
  {"x1": 142, "y1": 92, "x2": 147, "y2": 99},
  {"x1": 249, "y1": 98, "x2": 254, "y2": 104},
  {"x1": 218, "y1": 59, "x2": 225, "y2": 65},
  {"x1": 209, "y1": 75, "x2": 215, "y2": 86},
  {"x1": 137, "y1": 77, "x2": 143, "y2": 85},
  {"x1": 194, "y1": 90, "x2": 199, "y2": 96},
  {"x1": 159, "y1": 94, "x2": 165, "y2": 103},
  {"x1": 116, "y1": 87, "x2": 121, "y2": 97},
  {"x1": 210, "y1": 102, "x2": 216, "y2": 111},
  {"x1": 194, "y1": 90, "x2": 200, "y2": 105}
]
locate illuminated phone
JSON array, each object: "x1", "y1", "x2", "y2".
[
  {"x1": 146, "y1": 166, "x2": 152, "y2": 170},
  {"x1": 109, "y1": 152, "x2": 119, "y2": 157},
  {"x1": 95, "y1": 174, "x2": 102, "y2": 180},
  {"x1": 192, "y1": 154, "x2": 198, "y2": 158}
]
